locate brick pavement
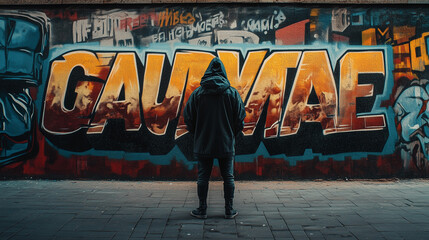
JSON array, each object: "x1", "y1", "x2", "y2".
[{"x1": 0, "y1": 179, "x2": 429, "y2": 239}]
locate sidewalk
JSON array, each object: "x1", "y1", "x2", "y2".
[{"x1": 0, "y1": 180, "x2": 429, "y2": 240}]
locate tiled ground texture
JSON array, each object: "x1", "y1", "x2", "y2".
[{"x1": 0, "y1": 180, "x2": 429, "y2": 240}]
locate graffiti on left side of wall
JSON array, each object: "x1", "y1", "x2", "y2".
[{"x1": 0, "y1": 11, "x2": 49, "y2": 166}]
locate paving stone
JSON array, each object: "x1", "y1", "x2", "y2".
[
  {"x1": 290, "y1": 230, "x2": 310, "y2": 240},
  {"x1": 337, "y1": 214, "x2": 368, "y2": 226},
  {"x1": 279, "y1": 211, "x2": 309, "y2": 219},
  {"x1": 400, "y1": 231, "x2": 429, "y2": 240},
  {"x1": 161, "y1": 225, "x2": 180, "y2": 238},
  {"x1": 272, "y1": 230, "x2": 293, "y2": 238},
  {"x1": 148, "y1": 219, "x2": 168, "y2": 234},
  {"x1": 402, "y1": 213, "x2": 429, "y2": 224},
  {"x1": 305, "y1": 230, "x2": 325, "y2": 239},
  {"x1": 238, "y1": 226, "x2": 274, "y2": 238},
  {"x1": 0, "y1": 231, "x2": 19, "y2": 240},
  {"x1": 131, "y1": 223, "x2": 150, "y2": 237},
  {"x1": 370, "y1": 223, "x2": 425, "y2": 232},
  {"x1": 323, "y1": 235, "x2": 357, "y2": 240},
  {"x1": 236, "y1": 215, "x2": 268, "y2": 226},
  {"x1": 320, "y1": 226, "x2": 355, "y2": 239},
  {"x1": 142, "y1": 207, "x2": 172, "y2": 219},
  {"x1": 204, "y1": 223, "x2": 237, "y2": 233},
  {"x1": 346, "y1": 225, "x2": 385, "y2": 239},
  {"x1": 144, "y1": 233, "x2": 163, "y2": 239},
  {"x1": 203, "y1": 231, "x2": 238, "y2": 238},
  {"x1": 54, "y1": 230, "x2": 116, "y2": 239},
  {"x1": 264, "y1": 211, "x2": 283, "y2": 219},
  {"x1": 266, "y1": 218, "x2": 288, "y2": 230},
  {"x1": 364, "y1": 216, "x2": 410, "y2": 224},
  {"x1": 111, "y1": 231, "x2": 133, "y2": 240},
  {"x1": 60, "y1": 218, "x2": 110, "y2": 232},
  {"x1": 8, "y1": 235, "x2": 39, "y2": 240},
  {"x1": 380, "y1": 231, "x2": 404, "y2": 240}
]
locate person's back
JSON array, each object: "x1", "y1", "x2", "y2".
[{"x1": 184, "y1": 57, "x2": 245, "y2": 219}]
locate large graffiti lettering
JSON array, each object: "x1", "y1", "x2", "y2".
[{"x1": 40, "y1": 47, "x2": 391, "y2": 159}]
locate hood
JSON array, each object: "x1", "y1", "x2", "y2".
[{"x1": 200, "y1": 57, "x2": 230, "y2": 94}]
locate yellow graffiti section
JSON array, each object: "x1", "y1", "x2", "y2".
[
  {"x1": 175, "y1": 51, "x2": 216, "y2": 139},
  {"x1": 362, "y1": 28, "x2": 377, "y2": 46},
  {"x1": 218, "y1": 50, "x2": 267, "y2": 100},
  {"x1": 243, "y1": 51, "x2": 301, "y2": 138},
  {"x1": 43, "y1": 51, "x2": 112, "y2": 134},
  {"x1": 337, "y1": 51, "x2": 385, "y2": 132},
  {"x1": 393, "y1": 43, "x2": 417, "y2": 82},
  {"x1": 88, "y1": 52, "x2": 141, "y2": 134},
  {"x1": 280, "y1": 51, "x2": 337, "y2": 136},
  {"x1": 410, "y1": 32, "x2": 429, "y2": 72},
  {"x1": 141, "y1": 53, "x2": 171, "y2": 135}
]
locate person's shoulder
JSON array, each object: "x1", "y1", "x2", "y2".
[
  {"x1": 190, "y1": 86, "x2": 203, "y2": 96},
  {"x1": 226, "y1": 86, "x2": 241, "y2": 96}
]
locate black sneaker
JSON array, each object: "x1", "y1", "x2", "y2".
[
  {"x1": 190, "y1": 207, "x2": 207, "y2": 219},
  {"x1": 225, "y1": 208, "x2": 238, "y2": 219}
]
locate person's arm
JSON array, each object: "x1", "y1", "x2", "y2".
[
  {"x1": 184, "y1": 92, "x2": 197, "y2": 134},
  {"x1": 233, "y1": 90, "x2": 246, "y2": 136}
]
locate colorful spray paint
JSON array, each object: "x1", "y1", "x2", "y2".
[{"x1": 0, "y1": 5, "x2": 428, "y2": 179}]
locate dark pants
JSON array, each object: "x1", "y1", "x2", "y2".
[{"x1": 196, "y1": 156, "x2": 235, "y2": 201}]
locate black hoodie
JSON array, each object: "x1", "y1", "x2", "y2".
[{"x1": 184, "y1": 57, "x2": 246, "y2": 158}]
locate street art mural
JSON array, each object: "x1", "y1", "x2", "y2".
[{"x1": 1, "y1": 5, "x2": 429, "y2": 179}]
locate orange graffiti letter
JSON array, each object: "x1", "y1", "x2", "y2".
[
  {"x1": 174, "y1": 51, "x2": 216, "y2": 139},
  {"x1": 142, "y1": 52, "x2": 215, "y2": 137},
  {"x1": 42, "y1": 51, "x2": 112, "y2": 134},
  {"x1": 410, "y1": 32, "x2": 429, "y2": 72},
  {"x1": 280, "y1": 51, "x2": 337, "y2": 136},
  {"x1": 218, "y1": 50, "x2": 267, "y2": 101},
  {"x1": 337, "y1": 51, "x2": 386, "y2": 132},
  {"x1": 244, "y1": 51, "x2": 301, "y2": 138},
  {"x1": 141, "y1": 53, "x2": 177, "y2": 135},
  {"x1": 88, "y1": 52, "x2": 141, "y2": 134}
]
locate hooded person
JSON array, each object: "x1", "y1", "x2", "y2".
[{"x1": 184, "y1": 57, "x2": 245, "y2": 219}]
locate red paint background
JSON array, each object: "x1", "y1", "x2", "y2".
[
  {"x1": 0, "y1": 90, "x2": 425, "y2": 179},
  {"x1": 1, "y1": 124, "x2": 426, "y2": 179}
]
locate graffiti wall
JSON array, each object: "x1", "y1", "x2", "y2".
[{"x1": 1, "y1": 4, "x2": 429, "y2": 179}]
